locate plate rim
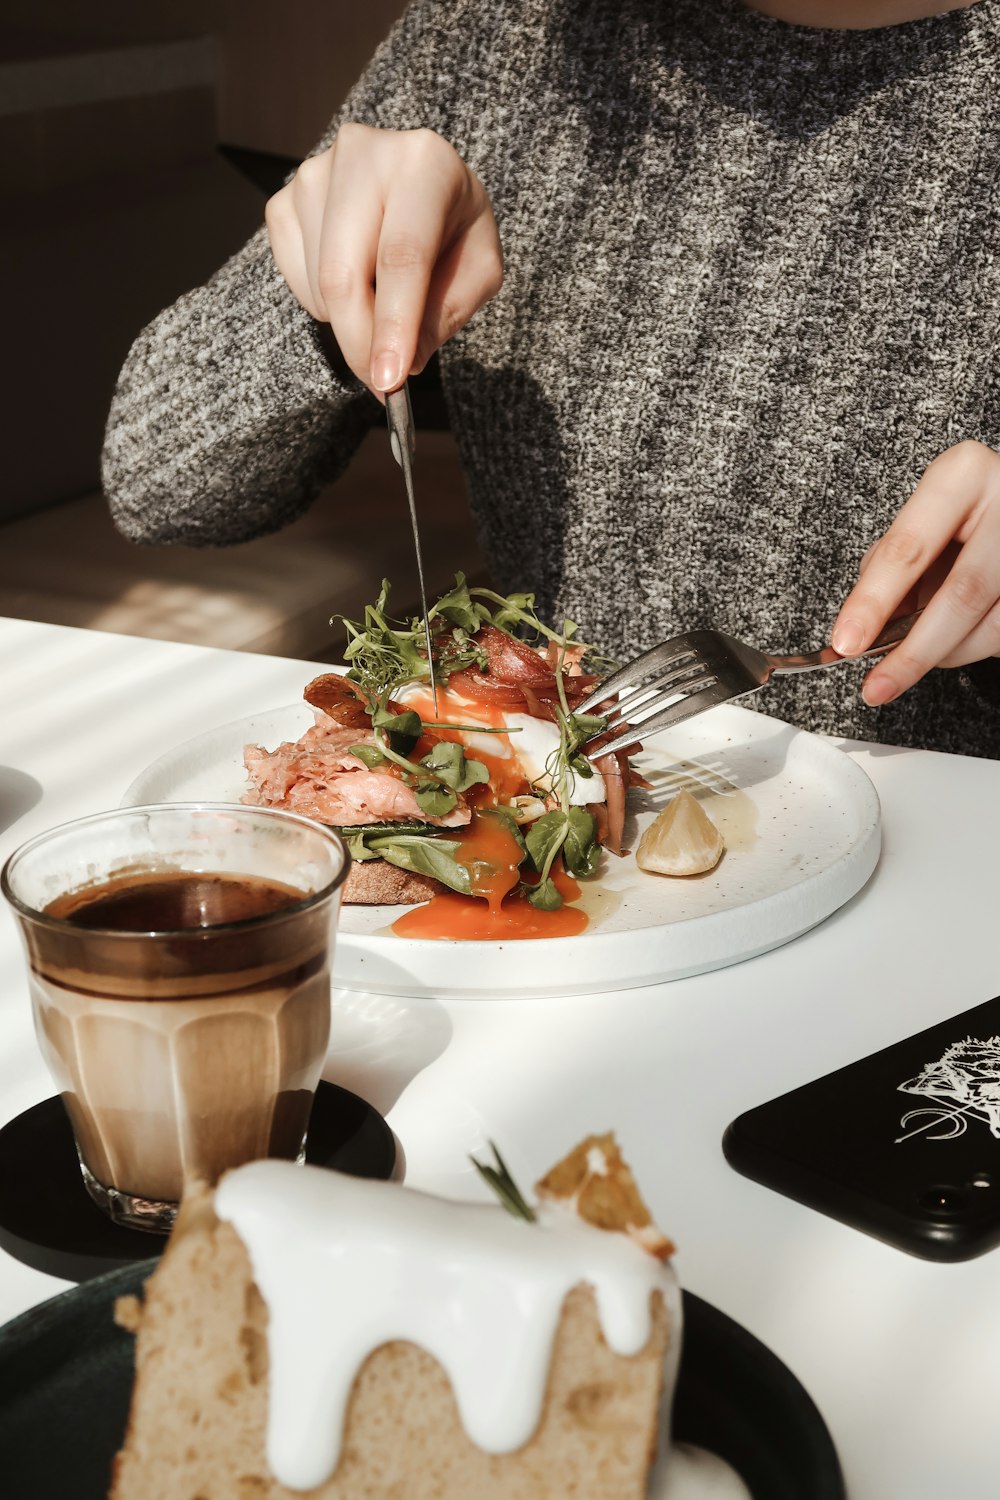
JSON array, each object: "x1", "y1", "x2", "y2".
[{"x1": 121, "y1": 699, "x2": 881, "y2": 997}]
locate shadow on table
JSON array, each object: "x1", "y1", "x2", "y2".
[
  {"x1": 0, "y1": 768, "x2": 42, "y2": 836},
  {"x1": 323, "y1": 986, "x2": 452, "y2": 1120},
  {"x1": 830, "y1": 738, "x2": 912, "y2": 759}
]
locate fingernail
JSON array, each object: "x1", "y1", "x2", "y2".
[
  {"x1": 371, "y1": 353, "x2": 402, "y2": 392},
  {"x1": 832, "y1": 621, "x2": 865, "y2": 657},
  {"x1": 862, "y1": 676, "x2": 896, "y2": 707}
]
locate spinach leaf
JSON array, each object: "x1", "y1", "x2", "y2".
[
  {"x1": 340, "y1": 830, "x2": 381, "y2": 863},
  {"x1": 371, "y1": 706, "x2": 422, "y2": 756},
  {"x1": 368, "y1": 834, "x2": 473, "y2": 896},
  {"x1": 562, "y1": 806, "x2": 601, "y2": 878},
  {"x1": 336, "y1": 821, "x2": 441, "y2": 864},
  {"x1": 348, "y1": 744, "x2": 387, "y2": 770},
  {"x1": 413, "y1": 781, "x2": 459, "y2": 818},
  {"x1": 525, "y1": 809, "x2": 570, "y2": 875},
  {"x1": 526, "y1": 875, "x2": 564, "y2": 911},
  {"x1": 419, "y1": 740, "x2": 490, "y2": 793}
]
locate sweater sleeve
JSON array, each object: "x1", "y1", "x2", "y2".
[{"x1": 102, "y1": 0, "x2": 484, "y2": 548}]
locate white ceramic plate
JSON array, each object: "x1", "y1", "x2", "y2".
[{"x1": 122, "y1": 701, "x2": 880, "y2": 999}]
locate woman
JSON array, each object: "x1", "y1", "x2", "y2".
[{"x1": 103, "y1": 0, "x2": 1000, "y2": 754}]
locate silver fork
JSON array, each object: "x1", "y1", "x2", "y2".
[{"x1": 578, "y1": 611, "x2": 921, "y2": 757}]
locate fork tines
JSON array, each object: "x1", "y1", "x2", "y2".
[{"x1": 576, "y1": 636, "x2": 726, "y2": 759}]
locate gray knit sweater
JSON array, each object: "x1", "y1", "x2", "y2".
[{"x1": 103, "y1": 0, "x2": 1000, "y2": 756}]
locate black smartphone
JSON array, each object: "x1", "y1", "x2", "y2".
[{"x1": 723, "y1": 995, "x2": 1000, "y2": 1262}]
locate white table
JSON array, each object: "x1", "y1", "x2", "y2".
[{"x1": 2, "y1": 616, "x2": 999, "y2": 1500}]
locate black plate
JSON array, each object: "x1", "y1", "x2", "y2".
[
  {"x1": 0, "y1": 1264, "x2": 843, "y2": 1500},
  {"x1": 0, "y1": 1085, "x2": 396, "y2": 1283}
]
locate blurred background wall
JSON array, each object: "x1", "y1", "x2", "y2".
[
  {"x1": 0, "y1": 2, "x2": 484, "y2": 659},
  {"x1": 2, "y1": 0, "x2": 406, "y2": 520}
]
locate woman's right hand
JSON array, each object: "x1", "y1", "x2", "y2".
[{"x1": 266, "y1": 123, "x2": 504, "y2": 397}]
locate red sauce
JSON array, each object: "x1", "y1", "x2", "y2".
[{"x1": 391, "y1": 809, "x2": 588, "y2": 941}]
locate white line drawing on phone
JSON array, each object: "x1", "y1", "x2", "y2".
[{"x1": 896, "y1": 1036, "x2": 1000, "y2": 1144}]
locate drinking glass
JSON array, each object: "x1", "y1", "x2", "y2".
[{"x1": 2, "y1": 803, "x2": 348, "y2": 1233}]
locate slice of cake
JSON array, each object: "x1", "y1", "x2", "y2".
[{"x1": 110, "y1": 1136, "x2": 680, "y2": 1499}]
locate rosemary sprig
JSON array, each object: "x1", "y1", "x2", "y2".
[{"x1": 470, "y1": 1141, "x2": 537, "y2": 1223}]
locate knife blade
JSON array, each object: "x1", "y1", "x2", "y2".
[{"x1": 385, "y1": 383, "x2": 439, "y2": 712}]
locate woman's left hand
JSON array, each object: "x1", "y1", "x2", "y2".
[{"x1": 831, "y1": 440, "x2": 1000, "y2": 706}]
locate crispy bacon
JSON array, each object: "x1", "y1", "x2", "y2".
[
  {"x1": 519, "y1": 684, "x2": 559, "y2": 722},
  {"x1": 303, "y1": 673, "x2": 371, "y2": 728},
  {"x1": 446, "y1": 670, "x2": 535, "y2": 708},
  {"x1": 595, "y1": 751, "x2": 628, "y2": 857},
  {"x1": 450, "y1": 626, "x2": 597, "y2": 717},
  {"x1": 591, "y1": 800, "x2": 610, "y2": 848},
  {"x1": 479, "y1": 625, "x2": 557, "y2": 686}
]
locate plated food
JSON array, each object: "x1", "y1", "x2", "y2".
[
  {"x1": 108, "y1": 1135, "x2": 748, "y2": 1499},
  {"x1": 242, "y1": 576, "x2": 723, "y2": 940},
  {"x1": 123, "y1": 655, "x2": 882, "y2": 992}
]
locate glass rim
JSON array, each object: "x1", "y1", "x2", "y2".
[{"x1": 0, "y1": 802, "x2": 350, "y2": 938}]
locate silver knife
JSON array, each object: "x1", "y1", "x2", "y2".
[{"x1": 385, "y1": 383, "x2": 439, "y2": 712}]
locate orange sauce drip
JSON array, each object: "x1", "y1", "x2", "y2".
[
  {"x1": 403, "y1": 689, "x2": 529, "y2": 806},
  {"x1": 391, "y1": 810, "x2": 588, "y2": 941}
]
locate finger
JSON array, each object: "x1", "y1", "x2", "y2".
[
  {"x1": 861, "y1": 510, "x2": 1000, "y2": 703},
  {"x1": 832, "y1": 443, "x2": 992, "y2": 656},
  {"x1": 857, "y1": 541, "x2": 877, "y2": 575},
  {"x1": 368, "y1": 161, "x2": 465, "y2": 392},
  {"x1": 265, "y1": 185, "x2": 323, "y2": 321},
  {"x1": 309, "y1": 147, "x2": 381, "y2": 387},
  {"x1": 937, "y1": 599, "x2": 1000, "y2": 668},
  {"x1": 412, "y1": 212, "x2": 504, "y2": 372}
]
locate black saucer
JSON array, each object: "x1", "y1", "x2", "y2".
[{"x1": 0, "y1": 1084, "x2": 396, "y2": 1284}]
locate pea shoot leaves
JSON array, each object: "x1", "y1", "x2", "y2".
[
  {"x1": 348, "y1": 736, "x2": 490, "y2": 820},
  {"x1": 420, "y1": 740, "x2": 491, "y2": 792},
  {"x1": 524, "y1": 807, "x2": 599, "y2": 909},
  {"x1": 371, "y1": 706, "x2": 422, "y2": 755},
  {"x1": 328, "y1": 574, "x2": 611, "y2": 912}
]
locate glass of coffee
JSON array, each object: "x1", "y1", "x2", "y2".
[{"x1": 2, "y1": 803, "x2": 348, "y2": 1233}]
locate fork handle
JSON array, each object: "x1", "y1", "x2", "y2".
[{"x1": 768, "y1": 609, "x2": 923, "y2": 674}]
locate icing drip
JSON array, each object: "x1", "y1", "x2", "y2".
[{"x1": 216, "y1": 1160, "x2": 677, "y2": 1493}]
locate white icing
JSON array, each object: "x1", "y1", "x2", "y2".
[{"x1": 215, "y1": 1160, "x2": 676, "y2": 1493}]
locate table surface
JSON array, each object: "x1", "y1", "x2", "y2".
[{"x1": 2, "y1": 616, "x2": 998, "y2": 1500}]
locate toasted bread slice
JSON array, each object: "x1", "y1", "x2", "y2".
[{"x1": 343, "y1": 859, "x2": 444, "y2": 905}]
